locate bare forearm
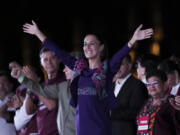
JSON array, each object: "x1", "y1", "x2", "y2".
[{"x1": 35, "y1": 30, "x2": 46, "y2": 42}]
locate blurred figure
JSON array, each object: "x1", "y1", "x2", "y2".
[
  {"x1": 30, "y1": 47, "x2": 65, "y2": 135},
  {"x1": 158, "y1": 59, "x2": 180, "y2": 96},
  {"x1": 136, "y1": 70, "x2": 180, "y2": 135},
  {"x1": 8, "y1": 85, "x2": 38, "y2": 135},
  {"x1": 111, "y1": 55, "x2": 148, "y2": 135},
  {"x1": 136, "y1": 53, "x2": 160, "y2": 84},
  {"x1": 0, "y1": 70, "x2": 16, "y2": 135},
  {"x1": 11, "y1": 47, "x2": 66, "y2": 135},
  {"x1": 10, "y1": 51, "x2": 82, "y2": 135},
  {"x1": 158, "y1": 59, "x2": 180, "y2": 128},
  {"x1": 8, "y1": 62, "x2": 39, "y2": 135}
]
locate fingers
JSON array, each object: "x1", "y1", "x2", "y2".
[
  {"x1": 23, "y1": 66, "x2": 31, "y2": 74},
  {"x1": 175, "y1": 96, "x2": 180, "y2": 100},
  {"x1": 23, "y1": 25, "x2": 31, "y2": 32},
  {"x1": 144, "y1": 28, "x2": 153, "y2": 33},
  {"x1": 23, "y1": 23, "x2": 32, "y2": 27},
  {"x1": 23, "y1": 66, "x2": 35, "y2": 80},
  {"x1": 23, "y1": 22, "x2": 36, "y2": 35},
  {"x1": 175, "y1": 96, "x2": 180, "y2": 106},
  {"x1": 143, "y1": 29, "x2": 154, "y2": 39},
  {"x1": 144, "y1": 29, "x2": 153, "y2": 36},
  {"x1": 136, "y1": 24, "x2": 143, "y2": 31},
  {"x1": 23, "y1": 24, "x2": 33, "y2": 32},
  {"x1": 23, "y1": 23, "x2": 33, "y2": 31},
  {"x1": 23, "y1": 29, "x2": 31, "y2": 33},
  {"x1": 23, "y1": 29, "x2": 33, "y2": 34},
  {"x1": 169, "y1": 97, "x2": 180, "y2": 111},
  {"x1": 169, "y1": 98, "x2": 178, "y2": 109},
  {"x1": 32, "y1": 20, "x2": 36, "y2": 25}
]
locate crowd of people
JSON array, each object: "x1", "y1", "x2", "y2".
[{"x1": 0, "y1": 20, "x2": 180, "y2": 135}]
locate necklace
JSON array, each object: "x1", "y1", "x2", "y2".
[{"x1": 137, "y1": 98, "x2": 163, "y2": 135}]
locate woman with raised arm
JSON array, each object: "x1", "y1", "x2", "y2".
[{"x1": 23, "y1": 20, "x2": 153, "y2": 135}]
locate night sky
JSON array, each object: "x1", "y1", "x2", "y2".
[{"x1": 1, "y1": 0, "x2": 179, "y2": 70}]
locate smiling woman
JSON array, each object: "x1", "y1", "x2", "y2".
[
  {"x1": 83, "y1": 34, "x2": 105, "y2": 69},
  {"x1": 137, "y1": 69, "x2": 180, "y2": 135}
]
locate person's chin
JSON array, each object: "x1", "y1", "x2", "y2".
[{"x1": 48, "y1": 69, "x2": 56, "y2": 74}]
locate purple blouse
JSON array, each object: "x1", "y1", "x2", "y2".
[{"x1": 43, "y1": 39, "x2": 131, "y2": 135}]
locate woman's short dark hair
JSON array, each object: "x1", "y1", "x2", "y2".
[
  {"x1": 146, "y1": 69, "x2": 167, "y2": 82},
  {"x1": 136, "y1": 53, "x2": 160, "y2": 73}
]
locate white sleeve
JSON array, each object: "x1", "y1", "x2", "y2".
[{"x1": 14, "y1": 95, "x2": 36, "y2": 131}]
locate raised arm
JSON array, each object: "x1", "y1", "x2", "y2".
[
  {"x1": 11, "y1": 67, "x2": 64, "y2": 99},
  {"x1": 20, "y1": 77, "x2": 62, "y2": 99},
  {"x1": 110, "y1": 24, "x2": 153, "y2": 73},
  {"x1": 14, "y1": 95, "x2": 36, "y2": 131},
  {"x1": 23, "y1": 20, "x2": 77, "y2": 69}
]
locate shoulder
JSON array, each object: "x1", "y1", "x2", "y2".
[
  {"x1": 127, "y1": 75, "x2": 142, "y2": 84},
  {"x1": 126, "y1": 76, "x2": 147, "y2": 91}
]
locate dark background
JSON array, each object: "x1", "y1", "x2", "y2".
[{"x1": 0, "y1": 0, "x2": 179, "y2": 70}]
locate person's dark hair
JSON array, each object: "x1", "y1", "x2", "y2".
[
  {"x1": 158, "y1": 59, "x2": 180, "y2": 76},
  {"x1": 146, "y1": 69, "x2": 167, "y2": 83},
  {"x1": 39, "y1": 47, "x2": 64, "y2": 76},
  {"x1": 136, "y1": 53, "x2": 160, "y2": 73},
  {"x1": 39, "y1": 47, "x2": 51, "y2": 58},
  {"x1": 0, "y1": 70, "x2": 18, "y2": 89}
]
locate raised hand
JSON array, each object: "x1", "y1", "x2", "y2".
[
  {"x1": 22, "y1": 66, "x2": 40, "y2": 82},
  {"x1": 6, "y1": 95, "x2": 23, "y2": 109},
  {"x1": 23, "y1": 20, "x2": 46, "y2": 42},
  {"x1": 23, "y1": 20, "x2": 39, "y2": 35},
  {"x1": 128, "y1": 24, "x2": 153, "y2": 47},
  {"x1": 11, "y1": 68, "x2": 22, "y2": 79}
]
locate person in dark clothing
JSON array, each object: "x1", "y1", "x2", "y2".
[
  {"x1": 137, "y1": 70, "x2": 180, "y2": 135},
  {"x1": 111, "y1": 55, "x2": 148, "y2": 135}
]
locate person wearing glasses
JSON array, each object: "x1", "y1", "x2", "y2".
[{"x1": 136, "y1": 69, "x2": 180, "y2": 135}]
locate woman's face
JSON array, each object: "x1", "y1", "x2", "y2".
[
  {"x1": 146, "y1": 76, "x2": 164, "y2": 98},
  {"x1": 83, "y1": 35, "x2": 104, "y2": 60}
]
